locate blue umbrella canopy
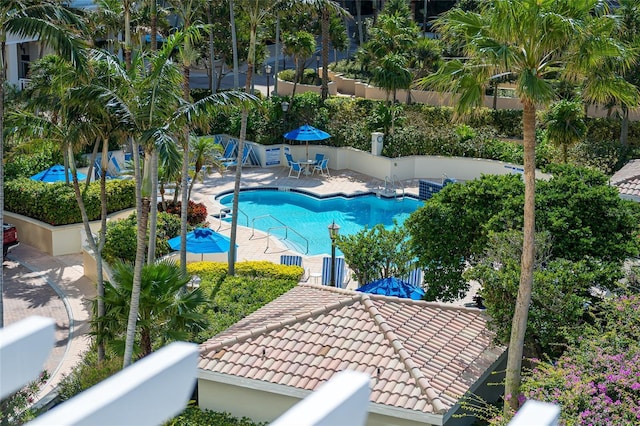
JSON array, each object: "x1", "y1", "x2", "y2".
[
  {"x1": 30, "y1": 164, "x2": 87, "y2": 182},
  {"x1": 283, "y1": 124, "x2": 331, "y2": 141},
  {"x1": 168, "y1": 228, "x2": 234, "y2": 254},
  {"x1": 356, "y1": 277, "x2": 425, "y2": 300},
  {"x1": 283, "y1": 124, "x2": 331, "y2": 161}
]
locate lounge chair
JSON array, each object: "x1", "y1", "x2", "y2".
[
  {"x1": 218, "y1": 139, "x2": 237, "y2": 161},
  {"x1": 288, "y1": 161, "x2": 303, "y2": 179},
  {"x1": 280, "y1": 254, "x2": 302, "y2": 267},
  {"x1": 94, "y1": 159, "x2": 114, "y2": 180},
  {"x1": 223, "y1": 144, "x2": 251, "y2": 168},
  {"x1": 312, "y1": 158, "x2": 330, "y2": 177},
  {"x1": 321, "y1": 257, "x2": 349, "y2": 288}
]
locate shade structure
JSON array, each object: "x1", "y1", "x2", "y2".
[
  {"x1": 356, "y1": 277, "x2": 425, "y2": 300},
  {"x1": 168, "y1": 228, "x2": 235, "y2": 261},
  {"x1": 283, "y1": 124, "x2": 331, "y2": 161},
  {"x1": 30, "y1": 164, "x2": 87, "y2": 182}
]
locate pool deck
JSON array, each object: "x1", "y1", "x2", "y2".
[{"x1": 189, "y1": 165, "x2": 479, "y2": 307}]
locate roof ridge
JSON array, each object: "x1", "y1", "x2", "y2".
[
  {"x1": 200, "y1": 288, "x2": 359, "y2": 356},
  {"x1": 362, "y1": 292, "x2": 484, "y2": 314},
  {"x1": 362, "y1": 296, "x2": 448, "y2": 414}
]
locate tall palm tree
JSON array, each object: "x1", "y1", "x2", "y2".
[
  {"x1": 0, "y1": 0, "x2": 86, "y2": 328},
  {"x1": 282, "y1": 31, "x2": 316, "y2": 101},
  {"x1": 418, "y1": 0, "x2": 638, "y2": 415}
]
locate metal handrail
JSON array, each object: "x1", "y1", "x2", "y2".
[
  {"x1": 392, "y1": 175, "x2": 405, "y2": 199},
  {"x1": 214, "y1": 206, "x2": 249, "y2": 231},
  {"x1": 251, "y1": 214, "x2": 309, "y2": 254}
]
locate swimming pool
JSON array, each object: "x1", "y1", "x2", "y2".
[{"x1": 216, "y1": 189, "x2": 423, "y2": 256}]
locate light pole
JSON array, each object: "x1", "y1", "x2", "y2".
[
  {"x1": 265, "y1": 64, "x2": 272, "y2": 98},
  {"x1": 328, "y1": 221, "x2": 340, "y2": 287}
]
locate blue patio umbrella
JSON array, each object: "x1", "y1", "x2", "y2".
[
  {"x1": 168, "y1": 228, "x2": 235, "y2": 260},
  {"x1": 356, "y1": 277, "x2": 425, "y2": 300},
  {"x1": 30, "y1": 164, "x2": 87, "y2": 182},
  {"x1": 283, "y1": 124, "x2": 331, "y2": 160}
]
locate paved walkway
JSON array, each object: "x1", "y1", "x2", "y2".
[
  {"x1": 3, "y1": 244, "x2": 94, "y2": 402},
  {"x1": 3, "y1": 165, "x2": 478, "y2": 404}
]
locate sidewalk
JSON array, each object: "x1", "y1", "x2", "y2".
[{"x1": 3, "y1": 244, "x2": 95, "y2": 402}]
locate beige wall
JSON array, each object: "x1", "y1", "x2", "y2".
[
  {"x1": 324, "y1": 72, "x2": 640, "y2": 120},
  {"x1": 198, "y1": 377, "x2": 442, "y2": 426},
  {"x1": 245, "y1": 141, "x2": 550, "y2": 182},
  {"x1": 275, "y1": 78, "x2": 337, "y2": 97},
  {"x1": 4, "y1": 208, "x2": 134, "y2": 257}
]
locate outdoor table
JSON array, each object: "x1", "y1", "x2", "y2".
[{"x1": 300, "y1": 159, "x2": 316, "y2": 176}]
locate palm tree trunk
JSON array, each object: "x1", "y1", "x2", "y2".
[
  {"x1": 504, "y1": 100, "x2": 536, "y2": 414},
  {"x1": 229, "y1": 0, "x2": 239, "y2": 89},
  {"x1": 321, "y1": 6, "x2": 329, "y2": 101},
  {"x1": 97, "y1": 139, "x2": 111, "y2": 362},
  {"x1": 229, "y1": 22, "x2": 257, "y2": 276},
  {"x1": 356, "y1": 0, "x2": 363, "y2": 46},
  {"x1": 147, "y1": 150, "x2": 158, "y2": 263},
  {"x1": 620, "y1": 105, "x2": 629, "y2": 147},
  {"x1": 208, "y1": 3, "x2": 216, "y2": 93},
  {"x1": 141, "y1": 328, "x2": 152, "y2": 358},
  {"x1": 150, "y1": 0, "x2": 157, "y2": 51},
  {"x1": 0, "y1": 40, "x2": 6, "y2": 327},
  {"x1": 124, "y1": 0, "x2": 132, "y2": 70},
  {"x1": 123, "y1": 145, "x2": 150, "y2": 368}
]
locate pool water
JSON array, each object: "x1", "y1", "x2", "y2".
[{"x1": 217, "y1": 190, "x2": 423, "y2": 256}]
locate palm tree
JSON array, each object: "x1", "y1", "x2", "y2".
[
  {"x1": 544, "y1": 99, "x2": 587, "y2": 164},
  {"x1": 418, "y1": 0, "x2": 638, "y2": 415},
  {"x1": 88, "y1": 32, "x2": 251, "y2": 367},
  {"x1": 371, "y1": 53, "x2": 412, "y2": 106},
  {"x1": 0, "y1": 0, "x2": 86, "y2": 328},
  {"x1": 92, "y1": 260, "x2": 208, "y2": 358},
  {"x1": 188, "y1": 135, "x2": 224, "y2": 200},
  {"x1": 282, "y1": 31, "x2": 316, "y2": 101}
]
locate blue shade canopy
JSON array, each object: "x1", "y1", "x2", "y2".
[
  {"x1": 168, "y1": 228, "x2": 234, "y2": 254},
  {"x1": 283, "y1": 124, "x2": 331, "y2": 141},
  {"x1": 30, "y1": 165, "x2": 87, "y2": 182},
  {"x1": 356, "y1": 277, "x2": 425, "y2": 300}
]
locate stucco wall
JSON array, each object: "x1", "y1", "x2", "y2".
[
  {"x1": 241, "y1": 140, "x2": 550, "y2": 182},
  {"x1": 4, "y1": 208, "x2": 134, "y2": 257},
  {"x1": 197, "y1": 377, "x2": 442, "y2": 426}
]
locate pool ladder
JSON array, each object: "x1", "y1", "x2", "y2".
[
  {"x1": 212, "y1": 206, "x2": 249, "y2": 231},
  {"x1": 380, "y1": 175, "x2": 405, "y2": 200},
  {"x1": 250, "y1": 214, "x2": 309, "y2": 254}
]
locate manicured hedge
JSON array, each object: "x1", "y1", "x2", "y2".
[
  {"x1": 166, "y1": 407, "x2": 266, "y2": 426},
  {"x1": 4, "y1": 178, "x2": 135, "y2": 226}
]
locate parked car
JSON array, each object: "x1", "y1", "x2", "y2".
[{"x1": 3, "y1": 223, "x2": 19, "y2": 257}]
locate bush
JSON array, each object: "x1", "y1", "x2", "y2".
[
  {"x1": 158, "y1": 200, "x2": 208, "y2": 226},
  {"x1": 166, "y1": 406, "x2": 266, "y2": 426},
  {"x1": 102, "y1": 212, "x2": 182, "y2": 264},
  {"x1": 4, "y1": 178, "x2": 135, "y2": 225},
  {"x1": 188, "y1": 261, "x2": 301, "y2": 341},
  {"x1": 57, "y1": 351, "x2": 122, "y2": 402}
]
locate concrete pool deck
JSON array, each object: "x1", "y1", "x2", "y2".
[{"x1": 188, "y1": 165, "x2": 479, "y2": 307}]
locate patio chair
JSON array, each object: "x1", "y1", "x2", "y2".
[
  {"x1": 321, "y1": 257, "x2": 349, "y2": 288},
  {"x1": 284, "y1": 152, "x2": 295, "y2": 168},
  {"x1": 288, "y1": 161, "x2": 303, "y2": 179},
  {"x1": 312, "y1": 158, "x2": 330, "y2": 177},
  {"x1": 402, "y1": 267, "x2": 423, "y2": 288},
  {"x1": 223, "y1": 144, "x2": 251, "y2": 169},
  {"x1": 314, "y1": 153, "x2": 325, "y2": 165}
]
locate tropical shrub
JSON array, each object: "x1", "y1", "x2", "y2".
[
  {"x1": 102, "y1": 212, "x2": 182, "y2": 264},
  {"x1": 0, "y1": 371, "x2": 48, "y2": 424},
  {"x1": 4, "y1": 178, "x2": 135, "y2": 225},
  {"x1": 158, "y1": 200, "x2": 208, "y2": 226},
  {"x1": 514, "y1": 295, "x2": 640, "y2": 426},
  {"x1": 57, "y1": 352, "x2": 122, "y2": 402},
  {"x1": 166, "y1": 406, "x2": 266, "y2": 426}
]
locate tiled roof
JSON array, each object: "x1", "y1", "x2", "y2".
[
  {"x1": 611, "y1": 159, "x2": 640, "y2": 200},
  {"x1": 199, "y1": 284, "x2": 505, "y2": 416}
]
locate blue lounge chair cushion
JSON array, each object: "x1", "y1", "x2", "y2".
[
  {"x1": 322, "y1": 257, "x2": 346, "y2": 288},
  {"x1": 280, "y1": 255, "x2": 302, "y2": 267}
]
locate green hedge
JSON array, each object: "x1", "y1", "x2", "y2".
[
  {"x1": 4, "y1": 178, "x2": 135, "y2": 226},
  {"x1": 166, "y1": 407, "x2": 266, "y2": 426}
]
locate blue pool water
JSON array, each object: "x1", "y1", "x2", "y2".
[{"x1": 217, "y1": 189, "x2": 423, "y2": 256}]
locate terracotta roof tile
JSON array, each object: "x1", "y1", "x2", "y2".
[{"x1": 199, "y1": 284, "x2": 505, "y2": 416}]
